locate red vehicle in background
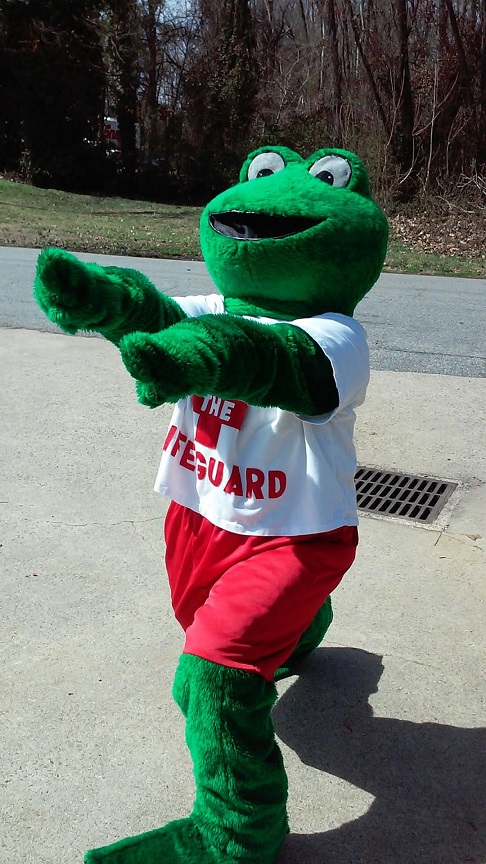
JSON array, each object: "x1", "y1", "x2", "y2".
[{"x1": 103, "y1": 117, "x2": 141, "y2": 157}]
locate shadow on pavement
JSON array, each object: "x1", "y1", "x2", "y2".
[{"x1": 274, "y1": 648, "x2": 485, "y2": 864}]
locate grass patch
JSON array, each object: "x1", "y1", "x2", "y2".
[
  {"x1": 1, "y1": 178, "x2": 484, "y2": 278},
  {"x1": 384, "y1": 241, "x2": 484, "y2": 279},
  {"x1": 0, "y1": 178, "x2": 201, "y2": 259}
]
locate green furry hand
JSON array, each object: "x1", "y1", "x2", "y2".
[
  {"x1": 119, "y1": 314, "x2": 339, "y2": 415},
  {"x1": 34, "y1": 247, "x2": 185, "y2": 343},
  {"x1": 119, "y1": 326, "x2": 217, "y2": 406}
]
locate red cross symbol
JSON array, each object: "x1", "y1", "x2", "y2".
[{"x1": 192, "y1": 396, "x2": 248, "y2": 449}]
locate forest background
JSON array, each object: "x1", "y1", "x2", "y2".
[{"x1": 0, "y1": 0, "x2": 484, "y2": 270}]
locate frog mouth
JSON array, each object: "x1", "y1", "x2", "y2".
[{"x1": 209, "y1": 211, "x2": 323, "y2": 240}]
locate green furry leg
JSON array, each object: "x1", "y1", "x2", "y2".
[
  {"x1": 274, "y1": 596, "x2": 333, "y2": 681},
  {"x1": 84, "y1": 655, "x2": 288, "y2": 864}
]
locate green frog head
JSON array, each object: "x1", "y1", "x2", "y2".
[{"x1": 200, "y1": 146, "x2": 388, "y2": 320}]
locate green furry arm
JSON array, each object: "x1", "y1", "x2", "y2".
[
  {"x1": 34, "y1": 248, "x2": 186, "y2": 344},
  {"x1": 119, "y1": 314, "x2": 339, "y2": 415}
]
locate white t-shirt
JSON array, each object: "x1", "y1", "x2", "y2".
[{"x1": 154, "y1": 294, "x2": 369, "y2": 537}]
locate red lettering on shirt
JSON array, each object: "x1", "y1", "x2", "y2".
[
  {"x1": 208, "y1": 457, "x2": 224, "y2": 487},
  {"x1": 245, "y1": 468, "x2": 265, "y2": 499},
  {"x1": 195, "y1": 451, "x2": 207, "y2": 480},
  {"x1": 192, "y1": 395, "x2": 248, "y2": 449},
  {"x1": 180, "y1": 440, "x2": 196, "y2": 471},
  {"x1": 163, "y1": 425, "x2": 177, "y2": 451},
  {"x1": 171, "y1": 431, "x2": 188, "y2": 457},
  {"x1": 268, "y1": 470, "x2": 287, "y2": 499},
  {"x1": 223, "y1": 465, "x2": 244, "y2": 496},
  {"x1": 162, "y1": 427, "x2": 288, "y2": 500}
]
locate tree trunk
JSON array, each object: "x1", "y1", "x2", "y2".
[
  {"x1": 146, "y1": 0, "x2": 159, "y2": 161},
  {"x1": 327, "y1": 0, "x2": 343, "y2": 140},
  {"x1": 478, "y1": 0, "x2": 486, "y2": 167},
  {"x1": 345, "y1": 0, "x2": 391, "y2": 140},
  {"x1": 111, "y1": 0, "x2": 139, "y2": 189},
  {"x1": 394, "y1": 0, "x2": 415, "y2": 183}
]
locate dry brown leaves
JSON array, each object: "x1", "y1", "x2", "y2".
[{"x1": 389, "y1": 209, "x2": 485, "y2": 259}]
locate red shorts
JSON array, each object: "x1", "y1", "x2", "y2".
[{"x1": 164, "y1": 502, "x2": 358, "y2": 681}]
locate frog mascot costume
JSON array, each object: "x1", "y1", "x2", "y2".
[{"x1": 34, "y1": 146, "x2": 388, "y2": 864}]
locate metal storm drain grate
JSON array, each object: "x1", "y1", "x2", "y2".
[{"x1": 355, "y1": 467, "x2": 457, "y2": 524}]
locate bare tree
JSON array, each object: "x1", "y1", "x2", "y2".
[
  {"x1": 3, "y1": 0, "x2": 484, "y2": 198},
  {"x1": 479, "y1": 0, "x2": 486, "y2": 168},
  {"x1": 100, "y1": 0, "x2": 141, "y2": 188}
]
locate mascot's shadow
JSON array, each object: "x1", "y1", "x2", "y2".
[{"x1": 273, "y1": 648, "x2": 485, "y2": 864}]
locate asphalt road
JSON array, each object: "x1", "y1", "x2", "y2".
[{"x1": 1, "y1": 245, "x2": 484, "y2": 377}]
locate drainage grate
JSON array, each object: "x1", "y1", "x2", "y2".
[{"x1": 355, "y1": 467, "x2": 457, "y2": 524}]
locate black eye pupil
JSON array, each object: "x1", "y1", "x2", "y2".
[
  {"x1": 257, "y1": 168, "x2": 274, "y2": 177},
  {"x1": 315, "y1": 170, "x2": 334, "y2": 185}
]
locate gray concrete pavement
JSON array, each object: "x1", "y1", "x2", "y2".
[
  {"x1": 1, "y1": 326, "x2": 485, "y2": 864},
  {"x1": 1, "y1": 246, "x2": 486, "y2": 376}
]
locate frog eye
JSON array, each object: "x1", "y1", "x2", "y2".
[
  {"x1": 309, "y1": 155, "x2": 351, "y2": 187},
  {"x1": 247, "y1": 151, "x2": 286, "y2": 181}
]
